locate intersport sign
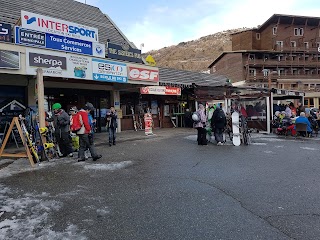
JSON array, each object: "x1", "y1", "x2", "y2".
[
  {"x1": 128, "y1": 66, "x2": 159, "y2": 82},
  {"x1": 21, "y1": 10, "x2": 99, "y2": 42}
]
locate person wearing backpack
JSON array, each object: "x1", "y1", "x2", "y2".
[
  {"x1": 211, "y1": 104, "x2": 226, "y2": 146},
  {"x1": 193, "y1": 104, "x2": 207, "y2": 145},
  {"x1": 50, "y1": 103, "x2": 73, "y2": 157},
  {"x1": 76, "y1": 103, "x2": 102, "y2": 162}
]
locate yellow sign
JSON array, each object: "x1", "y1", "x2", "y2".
[
  {"x1": 117, "y1": 109, "x2": 123, "y2": 119},
  {"x1": 145, "y1": 55, "x2": 156, "y2": 66}
]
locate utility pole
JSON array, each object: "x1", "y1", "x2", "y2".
[{"x1": 36, "y1": 68, "x2": 45, "y2": 129}]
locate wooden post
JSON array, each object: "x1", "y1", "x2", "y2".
[{"x1": 37, "y1": 68, "x2": 45, "y2": 129}]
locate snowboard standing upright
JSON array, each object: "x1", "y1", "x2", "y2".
[{"x1": 232, "y1": 111, "x2": 241, "y2": 146}]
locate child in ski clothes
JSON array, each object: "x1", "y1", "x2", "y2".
[
  {"x1": 194, "y1": 104, "x2": 207, "y2": 145},
  {"x1": 50, "y1": 103, "x2": 73, "y2": 157},
  {"x1": 211, "y1": 105, "x2": 226, "y2": 145},
  {"x1": 76, "y1": 104, "x2": 102, "y2": 162},
  {"x1": 106, "y1": 107, "x2": 118, "y2": 146}
]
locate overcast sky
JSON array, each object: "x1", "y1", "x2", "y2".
[{"x1": 77, "y1": 0, "x2": 320, "y2": 52}]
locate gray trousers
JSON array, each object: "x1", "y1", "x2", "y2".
[
  {"x1": 78, "y1": 134, "x2": 97, "y2": 160},
  {"x1": 214, "y1": 128, "x2": 224, "y2": 143}
]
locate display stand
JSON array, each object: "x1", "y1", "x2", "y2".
[{"x1": 0, "y1": 117, "x2": 35, "y2": 167}]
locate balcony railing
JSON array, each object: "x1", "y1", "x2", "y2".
[
  {"x1": 247, "y1": 59, "x2": 320, "y2": 67},
  {"x1": 247, "y1": 73, "x2": 320, "y2": 81}
]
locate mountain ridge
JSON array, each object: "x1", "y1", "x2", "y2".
[{"x1": 144, "y1": 27, "x2": 250, "y2": 73}]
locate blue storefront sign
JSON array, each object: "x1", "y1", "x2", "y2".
[
  {"x1": 107, "y1": 43, "x2": 142, "y2": 63},
  {"x1": 15, "y1": 27, "x2": 105, "y2": 58},
  {"x1": 0, "y1": 23, "x2": 12, "y2": 42},
  {"x1": 92, "y1": 58, "x2": 128, "y2": 83}
]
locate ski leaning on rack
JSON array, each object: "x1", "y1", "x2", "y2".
[
  {"x1": 18, "y1": 115, "x2": 40, "y2": 164},
  {"x1": 130, "y1": 106, "x2": 138, "y2": 131}
]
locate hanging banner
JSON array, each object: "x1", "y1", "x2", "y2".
[
  {"x1": 140, "y1": 86, "x2": 181, "y2": 95},
  {"x1": 21, "y1": 10, "x2": 99, "y2": 42},
  {"x1": 144, "y1": 113, "x2": 153, "y2": 135},
  {"x1": 15, "y1": 27, "x2": 105, "y2": 58},
  {"x1": 92, "y1": 58, "x2": 127, "y2": 83}
]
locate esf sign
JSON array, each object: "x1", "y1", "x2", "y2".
[
  {"x1": 92, "y1": 59, "x2": 127, "y2": 83},
  {"x1": 15, "y1": 27, "x2": 105, "y2": 58},
  {"x1": 21, "y1": 10, "x2": 98, "y2": 42}
]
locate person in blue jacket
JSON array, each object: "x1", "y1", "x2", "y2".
[{"x1": 295, "y1": 112, "x2": 312, "y2": 136}]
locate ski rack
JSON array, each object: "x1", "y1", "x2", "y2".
[{"x1": 0, "y1": 117, "x2": 36, "y2": 167}]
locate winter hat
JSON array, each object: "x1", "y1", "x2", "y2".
[{"x1": 52, "y1": 103, "x2": 62, "y2": 110}]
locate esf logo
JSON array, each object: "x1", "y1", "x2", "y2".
[{"x1": 23, "y1": 15, "x2": 97, "y2": 39}]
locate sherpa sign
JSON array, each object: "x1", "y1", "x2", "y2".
[
  {"x1": 26, "y1": 49, "x2": 67, "y2": 77},
  {"x1": 29, "y1": 52, "x2": 67, "y2": 69},
  {"x1": 21, "y1": 10, "x2": 99, "y2": 42}
]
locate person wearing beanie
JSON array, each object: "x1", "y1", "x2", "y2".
[{"x1": 50, "y1": 103, "x2": 73, "y2": 158}]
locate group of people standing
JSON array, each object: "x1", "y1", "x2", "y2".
[
  {"x1": 193, "y1": 104, "x2": 226, "y2": 146},
  {"x1": 49, "y1": 102, "x2": 118, "y2": 162}
]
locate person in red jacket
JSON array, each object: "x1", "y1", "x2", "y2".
[{"x1": 77, "y1": 103, "x2": 102, "y2": 162}]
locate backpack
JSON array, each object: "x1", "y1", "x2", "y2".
[
  {"x1": 213, "y1": 109, "x2": 225, "y2": 123},
  {"x1": 70, "y1": 113, "x2": 83, "y2": 133},
  {"x1": 192, "y1": 111, "x2": 201, "y2": 123}
]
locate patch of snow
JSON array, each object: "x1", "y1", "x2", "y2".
[
  {"x1": 0, "y1": 184, "x2": 87, "y2": 239},
  {"x1": 83, "y1": 161, "x2": 133, "y2": 171},
  {"x1": 251, "y1": 143, "x2": 267, "y2": 146},
  {"x1": 300, "y1": 147, "x2": 318, "y2": 151},
  {"x1": 264, "y1": 151, "x2": 274, "y2": 154}
]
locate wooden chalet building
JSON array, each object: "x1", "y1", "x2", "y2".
[{"x1": 208, "y1": 14, "x2": 320, "y2": 108}]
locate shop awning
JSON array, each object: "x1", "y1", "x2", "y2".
[{"x1": 158, "y1": 67, "x2": 229, "y2": 88}]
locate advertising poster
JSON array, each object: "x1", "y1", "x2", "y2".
[
  {"x1": 92, "y1": 58, "x2": 127, "y2": 83},
  {"x1": 144, "y1": 113, "x2": 153, "y2": 135},
  {"x1": 68, "y1": 54, "x2": 92, "y2": 80}
]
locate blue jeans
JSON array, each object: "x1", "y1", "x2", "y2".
[{"x1": 108, "y1": 128, "x2": 116, "y2": 144}]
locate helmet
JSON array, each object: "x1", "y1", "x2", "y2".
[
  {"x1": 84, "y1": 102, "x2": 95, "y2": 111},
  {"x1": 69, "y1": 106, "x2": 78, "y2": 112},
  {"x1": 52, "y1": 103, "x2": 62, "y2": 110},
  {"x1": 192, "y1": 112, "x2": 200, "y2": 122}
]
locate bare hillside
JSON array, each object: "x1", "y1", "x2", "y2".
[{"x1": 144, "y1": 28, "x2": 249, "y2": 72}]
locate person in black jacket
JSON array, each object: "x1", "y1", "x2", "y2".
[
  {"x1": 211, "y1": 105, "x2": 226, "y2": 146},
  {"x1": 106, "y1": 106, "x2": 118, "y2": 146},
  {"x1": 50, "y1": 103, "x2": 73, "y2": 157}
]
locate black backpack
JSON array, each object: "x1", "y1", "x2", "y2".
[{"x1": 213, "y1": 109, "x2": 225, "y2": 123}]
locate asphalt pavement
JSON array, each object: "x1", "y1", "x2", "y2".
[{"x1": 1, "y1": 129, "x2": 320, "y2": 239}]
